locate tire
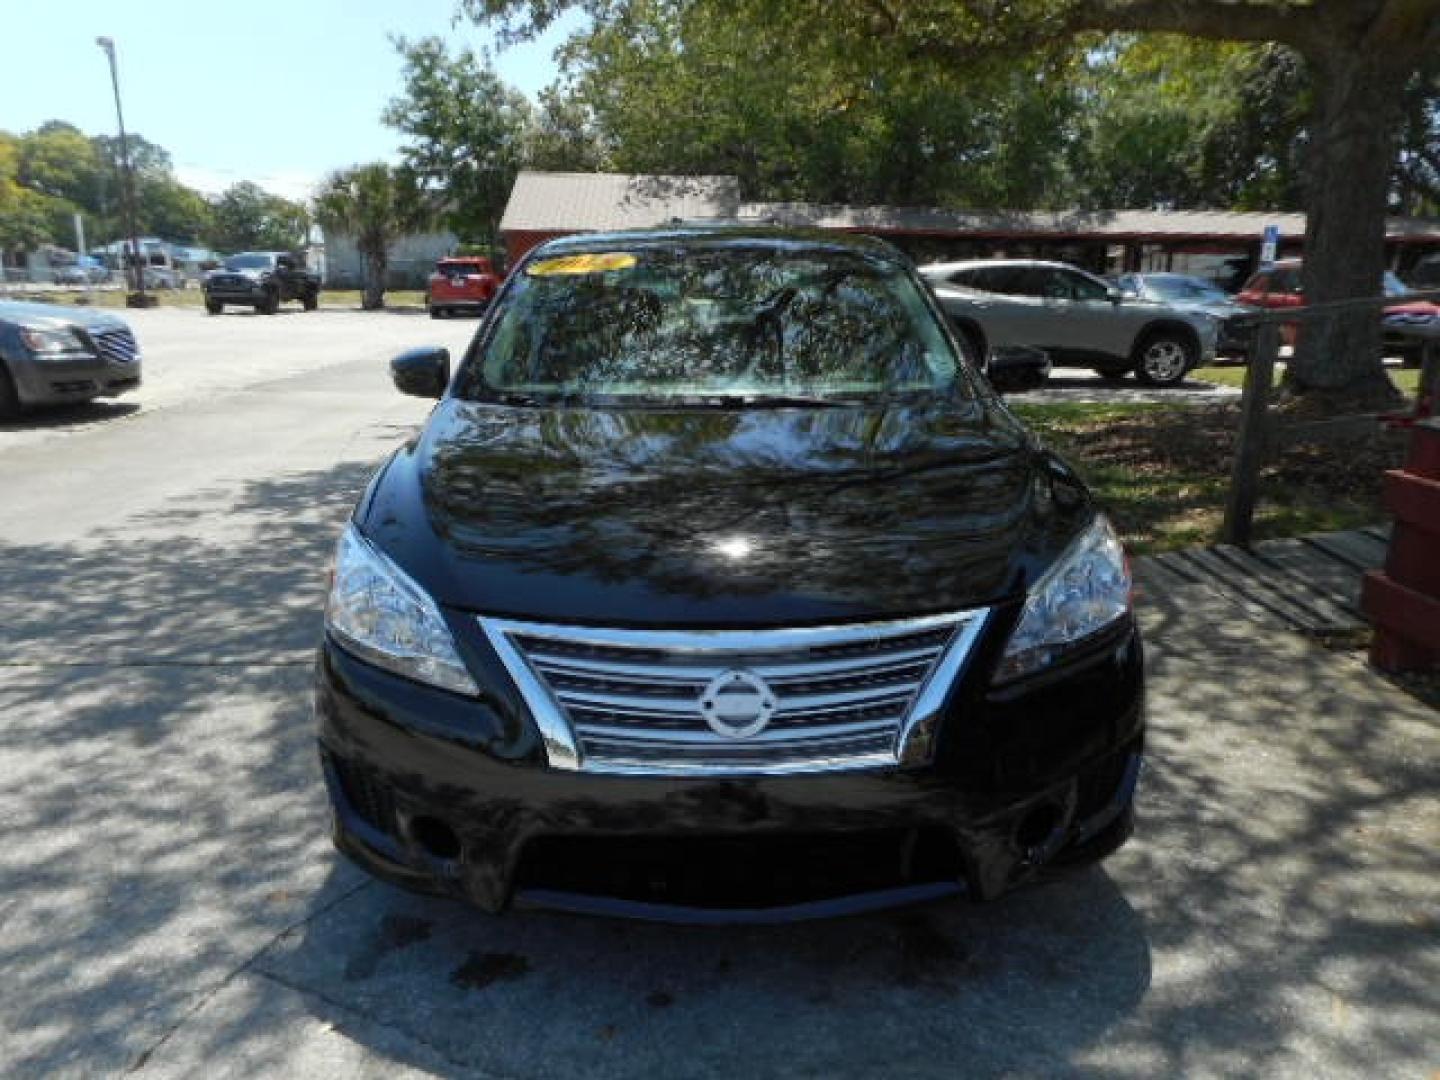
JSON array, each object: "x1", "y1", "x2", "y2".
[
  {"x1": 1133, "y1": 331, "x2": 1196, "y2": 387},
  {"x1": 205, "y1": 299, "x2": 222, "y2": 315},
  {"x1": 0, "y1": 365, "x2": 20, "y2": 421},
  {"x1": 302, "y1": 289, "x2": 318, "y2": 312},
  {"x1": 429, "y1": 306, "x2": 442, "y2": 320},
  {"x1": 261, "y1": 289, "x2": 280, "y2": 315}
]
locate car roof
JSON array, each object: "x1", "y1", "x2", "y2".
[
  {"x1": 920, "y1": 259, "x2": 1081, "y2": 274},
  {"x1": 529, "y1": 226, "x2": 908, "y2": 264}
]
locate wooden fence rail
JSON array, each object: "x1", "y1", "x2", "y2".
[{"x1": 1220, "y1": 287, "x2": 1440, "y2": 548}]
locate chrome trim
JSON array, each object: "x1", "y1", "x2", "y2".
[
  {"x1": 896, "y1": 610, "x2": 990, "y2": 765},
  {"x1": 481, "y1": 617, "x2": 582, "y2": 770},
  {"x1": 479, "y1": 610, "x2": 990, "y2": 777}
]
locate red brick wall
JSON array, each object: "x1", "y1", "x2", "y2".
[{"x1": 504, "y1": 231, "x2": 570, "y2": 267}]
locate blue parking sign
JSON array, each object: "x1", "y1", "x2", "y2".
[{"x1": 1261, "y1": 225, "x2": 1279, "y2": 267}]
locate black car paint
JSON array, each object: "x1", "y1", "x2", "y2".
[{"x1": 316, "y1": 228, "x2": 1144, "y2": 920}]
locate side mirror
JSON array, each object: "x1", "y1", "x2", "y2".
[
  {"x1": 391, "y1": 346, "x2": 450, "y2": 399},
  {"x1": 1107, "y1": 287, "x2": 1124, "y2": 304}
]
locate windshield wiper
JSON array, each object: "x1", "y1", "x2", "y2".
[{"x1": 729, "y1": 393, "x2": 850, "y2": 409}]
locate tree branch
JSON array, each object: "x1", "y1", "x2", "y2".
[
  {"x1": 1362, "y1": 0, "x2": 1440, "y2": 51},
  {"x1": 1065, "y1": 1, "x2": 1315, "y2": 50}
]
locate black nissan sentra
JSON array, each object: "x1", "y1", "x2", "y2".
[{"x1": 315, "y1": 228, "x2": 1144, "y2": 922}]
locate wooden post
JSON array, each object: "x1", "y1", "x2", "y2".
[
  {"x1": 1421, "y1": 339, "x2": 1439, "y2": 416},
  {"x1": 1222, "y1": 320, "x2": 1280, "y2": 548}
]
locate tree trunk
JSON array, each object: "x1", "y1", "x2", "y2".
[
  {"x1": 1284, "y1": 49, "x2": 1406, "y2": 411},
  {"x1": 361, "y1": 249, "x2": 387, "y2": 310}
]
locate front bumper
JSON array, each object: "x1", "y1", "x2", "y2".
[
  {"x1": 10, "y1": 351, "x2": 142, "y2": 407},
  {"x1": 314, "y1": 614, "x2": 1144, "y2": 921},
  {"x1": 987, "y1": 346, "x2": 1051, "y2": 386},
  {"x1": 205, "y1": 283, "x2": 269, "y2": 303}
]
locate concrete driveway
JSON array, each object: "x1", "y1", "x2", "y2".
[{"x1": 0, "y1": 310, "x2": 1435, "y2": 1078}]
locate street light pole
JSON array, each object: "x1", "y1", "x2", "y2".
[{"x1": 95, "y1": 36, "x2": 151, "y2": 307}]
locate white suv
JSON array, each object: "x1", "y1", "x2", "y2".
[{"x1": 921, "y1": 259, "x2": 1218, "y2": 386}]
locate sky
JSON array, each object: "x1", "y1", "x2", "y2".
[{"x1": 2, "y1": 0, "x2": 579, "y2": 201}]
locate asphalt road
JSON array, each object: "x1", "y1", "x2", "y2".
[{"x1": 0, "y1": 310, "x2": 1435, "y2": 1078}]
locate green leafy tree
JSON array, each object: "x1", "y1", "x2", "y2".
[
  {"x1": 0, "y1": 132, "x2": 55, "y2": 254},
  {"x1": 138, "y1": 176, "x2": 213, "y2": 244},
  {"x1": 543, "y1": 1, "x2": 1074, "y2": 206},
  {"x1": 384, "y1": 35, "x2": 534, "y2": 245},
  {"x1": 206, "y1": 181, "x2": 309, "y2": 253},
  {"x1": 525, "y1": 85, "x2": 609, "y2": 171},
  {"x1": 314, "y1": 163, "x2": 431, "y2": 309},
  {"x1": 18, "y1": 121, "x2": 103, "y2": 207}
]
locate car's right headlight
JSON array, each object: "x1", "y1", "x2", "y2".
[
  {"x1": 994, "y1": 514, "x2": 1132, "y2": 683},
  {"x1": 325, "y1": 525, "x2": 478, "y2": 696}
]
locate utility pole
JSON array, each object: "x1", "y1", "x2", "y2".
[{"x1": 96, "y1": 36, "x2": 153, "y2": 307}]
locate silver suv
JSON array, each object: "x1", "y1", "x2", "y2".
[{"x1": 920, "y1": 259, "x2": 1217, "y2": 386}]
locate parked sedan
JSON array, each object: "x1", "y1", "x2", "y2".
[
  {"x1": 0, "y1": 300, "x2": 142, "y2": 417},
  {"x1": 1238, "y1": 259, "x2": 1440, "y2": 365},
  {"x1": 1116, "y1": 273, "x2": 1255, "y2": 359},
  {"x1": 315, "y1": 228, "x2": 1144, "y2": 922},
  {"x1": 921, "y1": 259, "x2": 1217, "y2": 386}
]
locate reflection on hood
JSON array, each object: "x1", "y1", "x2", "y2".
[{"x1": 363, "y1": 397, "x2": 1088, "y2": 625}]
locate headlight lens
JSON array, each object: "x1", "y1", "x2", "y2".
[
  {"x1": 995, "y1": 514, "x2": 1131, "y2": 683},
  {"x1": 20, "y1": 325, "x2": 88, "y2": 355},
  {"x1": 325, "y1": 525, "x2": 478, "y2": 696}
]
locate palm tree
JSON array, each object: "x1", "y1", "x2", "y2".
[{"x1": 314, "y1": 163, "x2": 429, "y2": 310}]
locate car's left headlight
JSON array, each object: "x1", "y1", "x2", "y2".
[
  {"x1": 325, "y1": 525, "x2": 478, "y2": 696},
  {"x1": 994, "y1": 514, "x2": 1131, "y2": 683},
  {"x1": 20, "y1": 325, "x2": 89, "y2": 356}
]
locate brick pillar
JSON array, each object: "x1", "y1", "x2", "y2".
[{"x1": 1363, "y1": 419, "x2": 1440, "y2": 671}]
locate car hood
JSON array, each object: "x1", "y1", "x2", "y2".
[
  {"x1": 214, "y1": 267, "x2": 269, "y2": 280},
  {"x1": 360, "y1": 397, "x2": 1091, "y2": 627},
  {"x1": 0, "y1": 300, "x2": 131, "y2": 333}
]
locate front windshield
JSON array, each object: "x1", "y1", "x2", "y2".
[
  {"x1": 468, "y1": 246, "x2": 966, "y2": 405},
  {"x1": 1383, "y1": 271, "x2": 1410, "y2": 297},
  {"x1": 223, "y1": 254, "x2": 273, "y2": 270},
  {"x1": 1145, "y1": 276, "x2": 1228, "y2": 302}
]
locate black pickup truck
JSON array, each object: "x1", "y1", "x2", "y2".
[{"x1": 203, "y1": 252, "x2": 321, "y2": 314}]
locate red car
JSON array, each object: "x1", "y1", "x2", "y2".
[
  {"x1": 426, "y1": 257, "x2": 500, "y2": 319},
  {"x1": 1237, "y1": 258, "x2": 1439, "y2": 364}
]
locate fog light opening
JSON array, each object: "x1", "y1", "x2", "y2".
[
  {"x1": 410, "y1": 816, "x2": 462, "y2": 861},
  {"x1": 1015, "y1": 801, "x2": 1064, "y2": 854}
]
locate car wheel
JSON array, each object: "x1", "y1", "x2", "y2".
[
  {"x1": 262, "y1": 289, "x2": 280, "y2": 315},
  {"x1": 205, "y1": 299, "x2": 222, "y2": 315},
  {"x1": 1134, "y1": 333, "x2": 1195, "y2": 387},
  {"x1": 429, "y1": 306, "x2": 441, "y2": 319},
  {"x1": 0, "y1": 366, "x2": 20, "y2": 420},
  {"x1": 303, "y1": 289, "x2": 319, "y2": 312}
]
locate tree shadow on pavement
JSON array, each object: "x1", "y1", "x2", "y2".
[
  {"x1": 0, "y1": 454, "x2": 1436, "y2": 1078},
  {"x1": 0, "y1": 399, "x2": 141, "y2": 433},
  {"x1": 0, "y1": 458, "x2": 380, "y2": 1074}
]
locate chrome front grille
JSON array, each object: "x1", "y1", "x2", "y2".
[
  {"x1": 480, "y1": 611, "x2": 988, "y2": 776},
  {"x1": 91, "y1": 327, "x2": 138, "y2": 364}
]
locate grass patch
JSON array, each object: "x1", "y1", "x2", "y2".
[
  {"x1": 1193, "y1": 364, "x2": 1421, "y2": 395},
  {"x1": 5, "y1": 287, "x2": 428, "y2": 310},
  {"x1": 1010, "y1": 399, "x2": 1405, "y2": 554}
]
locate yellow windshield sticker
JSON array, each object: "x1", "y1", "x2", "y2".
[{"x1": 526, "y1": 252, "x2": 637, "y2": 277}]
